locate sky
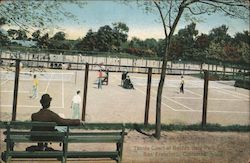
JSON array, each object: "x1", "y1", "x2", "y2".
[{"x1": 2, "y1": 0, "x2": 250, "y2": 40}]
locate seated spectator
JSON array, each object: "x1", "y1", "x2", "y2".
[
  {"x1": 123, "y1": 76, "x2": 134, "y2": 89},
  {"x1": 121, "y1": 71, "x2": 128, "y2": 86},
  {"x1": 31, "y1": 94, "x2": 83, "y2": 150}
]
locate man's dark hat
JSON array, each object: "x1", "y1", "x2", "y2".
[{"x1": 40, "y1": 94, "x2": 52, "y2": 105}]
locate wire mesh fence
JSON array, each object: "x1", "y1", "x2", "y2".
[{"x1": 0, "y1": 54, "x2": 249, "y2": 125}]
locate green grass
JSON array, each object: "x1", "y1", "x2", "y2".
[{"x1": 1, "y1": 121, "x2": 249, "y2": 132}]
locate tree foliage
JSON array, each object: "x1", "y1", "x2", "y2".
[
  {"x1": 51, "y1": 32, "x2": 66, "y2": 41},
  {"x1": 75, "y1": 22, "x2": 129, "y2": 52},
  {"x1": 0, "y1": 1, "x2": 85, "y2": 32},
  {"x1": 137, "y1": 0, "x2": 249, "y2": 139}
]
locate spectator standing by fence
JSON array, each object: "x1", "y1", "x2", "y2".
[{"x1": 71, "y1": 90, "x2": 81, "y2": 119}]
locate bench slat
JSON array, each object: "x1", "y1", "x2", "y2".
[
  {"x1": 6, "y1": 136, "x2": 64, "y2": 143},
  {"x1": 4, "y1": 121, "x2": 57, "y2": 127},
  {"x1": 68, "y1": 136, "x2": 121, "y2": 143},
  {"x1": 3, "y1": 151, "x2": 63, "y2": 158},
  {"x1": 67, "y1": 151, "x2": 118, "y2": 158},
  {"x1": 5, "y1": 131, "x2": 65, "y2": 136},
  {"x1": 69, "y1": 132, "x2": 122, "y2": 136}
]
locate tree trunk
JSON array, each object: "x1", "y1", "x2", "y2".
[{"x1": 155, "y1": 55, "x2": 168, "y2": 139}]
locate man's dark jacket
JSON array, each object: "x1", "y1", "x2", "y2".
[{"x1": 31, "y1": 108, "x2": 80, "y2": 132}]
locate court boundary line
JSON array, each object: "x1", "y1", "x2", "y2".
[
  {"x1": 136, "y1": 88, "x2": 178, "y2": 111},
  {"x1": 150, "y1": 89, "x2": 194, "y2": 111},
  {"x1": 213, "y1": 86, "x2": 249, "y2": 99},
  {"x1": 134, "y1": 83, "x2": 248, "y2": 114},
  {"x1": 44, "y1": 73, "x2": 54, "y2": 93},
  {"x1": 1, "y1": 89, "x2": 247, "y2": 102},
  {"x1": 62, "y1": 72, "x2": 64, "y2": 108},
  {"x1": 1, "y1": 79, "x2": 9, "y2": 86},
  {"x1": 185, "y1": 89, "x2": 202, "y2": 97},
  {"x1": 1, "y1": 70, "x2": 75, "y2": 75},
  {"x1": 1, "y1": 72, "x2": 65, "y2": 109},
  {"x1": 171, "y1": 109, "x2": 249, "y2": 114},
  {"x1": 169, "y1": 96, "x2": 249, "y2": 102},
  {"x1": 213, "y1": 87, "x2": 248, "y2": 100},
  {"x1": 0, "y1": 105, "x2": 63, "y2": 109},
  {"x1": 132, "y1": 76, "x2": 249, "y2": 98}
]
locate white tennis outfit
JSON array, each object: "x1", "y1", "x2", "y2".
[{"x1": 71, "y1": 94, "x2": 81, "y2": 119}]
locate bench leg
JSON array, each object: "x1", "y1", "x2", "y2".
[
  {"x1": 6, "y1": 156, "x2": 12, "y2": 163},
  {"x1": 61, "y1": 157, "x2": 66, "y2": 163},
  {"x1": 117, "y1": 156, "x2": 121, "y2": 163}
]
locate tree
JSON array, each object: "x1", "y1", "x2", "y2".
[
  {"x1": 175, "y1": 22, "x2": 199, "y2": 60},
  {"x1": 0, "y1": 17, "x2": 6, "y2": 26},
  {"x1": 0, "y1": 1, "x2": 85, "y2": 31},
  {"x1": 208, "y1": 25, "x2": 232, "y2": 45},
  {"x1": 112, "y1": 22, "x2": 129, "y2": 48},
  {"x1": 51, "y1": 31, "x2": 66, "y2": 41},
  {"x1": 195, "y1": 33, "x2": 210, "y2": 50},
  {"x1": 37, "y1": 33, "x2": 50, "y2": 49},
  {"x1": 0, "y1": 17, "x2": 9, "y2": 46},
  {"x1": 16, "y1": 29, "x2": 28, "y2": 40},
  {"x1": 76, "y1": 23, "x2": 129, "y2": 52},
  {"x1": 96, "y1": 25, "x2": 113, "y2": 51},
  {"x1": 234, "y1": 31, "x2": 249, "y2": 45},
  {"x1": 233, "y1": 31, "x2": 250, "y2": 64},
  {"x1": 0, "y1": 30, "x2": 9, "y2": 46},
  {"x1": 238, "y1": 42, "x2": 250, "y2": 64},
  {"x1": 82, "y1": 29, "x2": 98, "y2": 51},
  {"x1": 139, "y1": 0, "x2": 248, "y2": 139},
  {"x1": 7, "y1": 29, "x2": 18, "y2": 40},
  {"x1": 32, "y1": 30, "x2": 41, "y2": 41}
]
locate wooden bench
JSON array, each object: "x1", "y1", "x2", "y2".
[{"x1": 1, "y1": 121, "x2": 126, "y2": 163}]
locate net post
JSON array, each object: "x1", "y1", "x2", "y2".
[
  {"x1": 12, "y1": 59, "x2": 20, "y2": 121},
  {"x1": 82, "y1": 63, "x2": 89, "y2": 121},
  {"x1": 202, "y1": 70, "x2": 209, "y2": 127},
  {"x1": 144, "y1": 67, "x2": 152, "y2": 126}
]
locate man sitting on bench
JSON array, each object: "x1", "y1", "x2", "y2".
[{"x1": 31, "y1": 93, "x2": 83, "y2": 150}]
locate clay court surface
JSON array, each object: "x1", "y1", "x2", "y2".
[
  {"x1": 0, "y1": 67, "x2": 249, "y2": 125},
  {"x1": 0, "y1": 67, "x2": 249, "y2": 163}
]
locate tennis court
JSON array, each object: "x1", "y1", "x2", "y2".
[{"x1": 0, "y1": 66, "x2": 249, "y2": 125}]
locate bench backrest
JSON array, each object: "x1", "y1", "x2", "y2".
[{"x1": 2, "y1": 121, "x2": 126, "y2": 162}]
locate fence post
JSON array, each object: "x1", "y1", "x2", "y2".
[
  {"x1": 157, "y1": 60, "x2": 160, "y2": 73},
  {"x1": 202, "y1": 70, "x2": 209, "y2": 127},
  {"x1": 12, "y1": 59, "x2": 20, "y2": 121},
  {"x1": 223, "y1": 65, "x2": 226, "y2": 79},
  {"x1": 82, "y1": 63, "x2": 89, "y2": 121},
  {"x1": 200, "y1": 63, "x2": 203, "y2": 75},
  {"x1": 144, "y1": 68, "x2": 152, "y2": 126},
  {"x1": 91, "y1": 56, "x2": 94, "y2": 70},
  {"x1": 77, "y1": 54, "x2": 79, "y2": 69},
  {"x1": 132, "y1": 59, "x2": 134, "y2": 73},
  {"x1": 243, "y1": 69, "x2": 245, "y2": 80},
  {"x1": 183, "y1": 63, "x2": 185, "y2": 75},
  {"x1": 233, "y1": 67, "x2": 235, "y2": 80}
]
